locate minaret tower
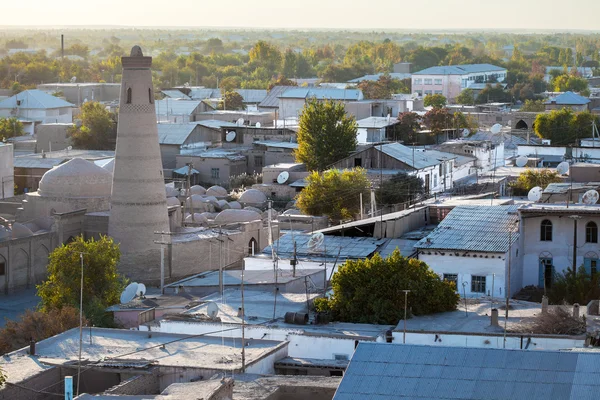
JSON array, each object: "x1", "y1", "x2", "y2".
[{"x1": 109, "y1": 46, "x2": 169, "y2": 279}]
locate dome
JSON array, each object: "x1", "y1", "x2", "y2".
[
  {"x1": 228, "y1": 201, "x2": 242, "y2": 209},
  {"x1": 130, "y1": 45, "x2": 144, "y2": 57},
  {"x1": 12, "y1": 223, "x2": 33, "y2": 239},
  {"x1": 0, "y1": 226, "x2": 10, "y2": 241},
  {"x1": 206, "y1": 185, "x2": 228, "y2": 198},
  {"x1": 282, "y1": 209, "x2": 302, "y2": 216},
  {"x1": 38, "y1": 158, "x2": 112, "y2": 199},
  {"x1": 166, "y1": 197, "x2": 181, "y2": 207},
  {"x1": 217, "y1": 200, "x2": 230, "y2": 210},
  {"x1": 189, "y1": 185, "x2": 206, "y2": 195},
  {"x1": 238, "y1": 189, "x2": 267, "y2": 206},
  {"x1": 184, "y1": 213, "x2": 209, "y2": 225},
  {"x1": 244, "y1": 206, "x2": 262, "y2": 214},
  {"x1": 214, "y1": 209, "x2": 261, "y2": 224}
]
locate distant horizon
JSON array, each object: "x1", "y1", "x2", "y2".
[{"x1": 4, "y1": 0, "x2": 600, "y2": 32}]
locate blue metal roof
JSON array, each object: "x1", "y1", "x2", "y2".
[
  {"x1": 379, "y1": 143, "x2": 457, "y2": 170},
  {"x1": 415, "y1": 205, "x2": 519, "y2": 253},
  {"x1": 413, "y1": 64, "x2": 506, "y2": 76},
  {"x1": 278, "y1": 88, "x2": 363, "y2": 101},
  {"x1": 335, "y1": 342, "x2": 600, "y2": 400},
  {"x1": 155, "y1": 99, "x2": 202, "y2": 116},
  {"x1": 545, "y1": 91, "x2": 590, "y2": 105},
  {"x1": 157, "y1": 123, "x2": 197, "y2": 145},
  {"x1": 0, "y1": 89, "x2": 74, "y2": 109}
]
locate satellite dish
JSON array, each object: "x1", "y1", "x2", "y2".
[
  {"x1": 515, "y1": 156, "x2": 528, "y2": 168},
  {"x1": 136, "y1": 283, "x2": 147, "y2": 297},
  {"x1": 277, "y1": 171, "x2": 289, "y2": 184},
  {"x1": 527, "y1": 186, "x2": 543, "y2": 202},
  {"x1": 67, "y1": 146, "x2": 73, "y2": 151},
  {"x1": 582, "y1": 190, "x2": 599, "y2": 205},
  {"x1": 70, "y1": 76, "x2": 77, "y2": 83},
  {"x1": 120, "y1": 282, "x2": 138, "y2": 304},
  {"x1": 490, "y1": 124, "x2": 502, "y2": 134},
  {"x1": 307, "y1": 232, "x2": 325, "y2": 252},
  {"x1": 225, "y1": 131, "x2": 236, "y2": 142},
  {"x1": 255, "y1": 122, "x2": 261, "y2": 128},
  {"x1": 207, "y1": 302, "x2": 219, "y2": 318},
  {"x1": 462, "y1": 128, "x2": 470, "y2": 137},
  {"x1": 556, "y1": 161, "x2": 570, "y2": 175},
  {"x1": 236, "y1": 118, "x2": 245, "y2": 126}
]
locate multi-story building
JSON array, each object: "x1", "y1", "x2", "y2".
[{"x1": 411, "y1": 64, "x2": 507, "y2": 102}]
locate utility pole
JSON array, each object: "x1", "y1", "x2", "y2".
[
  {"x1": 569, "y1": 215, "x2": 581, "y2": 272},
  {"x1": 403, "y1": 290, "x2": 410, "y2": 344},
  {"x1": 187, "y1": 162, "x2": 194, "y2": 223},
  {"x1": 241, "y1": 267, "x2": 246, "y2": 372}
]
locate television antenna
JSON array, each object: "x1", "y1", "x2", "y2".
[
  {"x1": 490, "y1": 124, "x2": 502, "y2": 134},
  {"x1": 527, "y1": 186, "x2": 543, "y2": 202},
  {"x1": 582, "y1": 190, "x2": 599, "y2": 205},
  {"x1": 236, "y1": 118, "x2": 245, "y2": 126},
  {"x1": 556, "y1": 161, "x2": 570, "y2": 175},
  {"x1": 515, "y1": 156, "x2": 528, "y2": 168},
  {"x1": 255, "y1": 122, "x2": 261, "y2": 128},
  {"x1": 277, "y1": 171, "x2": 289, "y2": 184},
  {"x1": 225, "y1": 131, "x2": 236, "y2": 142},
  {"x1": 307, "y1": 232, "x2": 325, "y2": 252},
  {"x1": 119, "y1": 282, "x2": 138, "y2": 304},
  {"x1": 207, "y1": 301, "x2": 219, "y2": 319}
]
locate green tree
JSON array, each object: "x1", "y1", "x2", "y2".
[
  {"x1": 423, "y1": 107, "x2": 452, "y2": 137},
  {"x1": 296, "y1": 168, "x2": 369, "y2": 222},
  {"x1": 455, "y1": 89, "x2": 475, "y2": 105},
  {"x1": 357, "y1": 77, "x2": 392, "y2": 99},
  {"x1": 0, "y1": 117, "x2": 25, "y2": 139},
  {"x1": 282, "y1": 49, "x2": 297, "y2": 78},
  {"x1": 296, "y1": 98, "x2": 358, "y2": 171},
  {"x1": 268, "y1": 75, "x2": 297, "y2": 90},
  {"x1": 521, "y1": 99, "x2": 545, "y2": 112},
  {"x1": 324, "y1": 250, "x2": 459, "y2": 324},
  {"x1": 534, "y1": 108, "x2": 598, "y2": 144},
  {"x1": 37, "y1": 235, "x2": 126, "y2": 327},
  {"x1": 376, "y1": 172, "x2": 424, "y2": 205},
  {"x1": 453, "y1": 111, "x2": 478, "y2": 133},
  {"x1": 424, "y1": 93, "x2": 447, "y2": 109},
  {"x1": 248, "y1": 40, "x2": 282, "y2": 74},
  {"x1": 69, "y1": 101, "x2": 116, "y2": 150},
  {"x1": 392, "y1": 111, "x2": 422, "y2": 142},
  {"x1": 509, "y1": 169, "x2": 563, "y2": 196},
  {"x1": 220, "y1": 90, "x2": 244, "y2": 110},
  {"x1": 552, "y1": 74, "x2": 588, "y2": 93},
  {"x1": 476, "y1": 84, "x2": 511, "y2": 104},
  {"x1": 548, "y1": 266, "x2": 600, "y2": 305}
]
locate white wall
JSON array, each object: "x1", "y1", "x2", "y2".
[
  {"x1": 278, "y1": 98, "x2": 306, "y2": 120},
  {"x1": 0, "y1": 144, "x2": 14, "y2": 199}
]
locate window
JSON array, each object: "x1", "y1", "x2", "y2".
[
  {"x1": 434, "y1": 79, "x2": 442, "y2": 85},
  {"x1": 443, "y1": 273, "x2": 458, "y2": 287},
  {"x1": 424, "y1": 79, "x2": 433, "y2": 85},
  {"x1": 354, "y1": 158, "x2": 362, "y2": 167},
  {"x1": 433, "y1": 174, "x2": 437, "y2": 188},
  {"x1": 211, "y1": 168, "x2": 220, "y2": 179},
  {"x1": 586, "y1": 222, "x2": 598, "y2": 243},
  {"x1": 539, "y1": 257, "x2": 554, "y2": 289},
  {"x1": 414, "y1": 78, "x2": 422, "y2": 85},
  {"x1": 126, "y1": 88, "x2": 132, "y2": 104},
  {"x1": 540, "y1": 220, "x2": 552, "y2": 241},
  {"x1": 333, "y1": 354, "x2": 349, "y2": 361},
  {"x1": 424, "y1": 90, "x2": 433, "y2": 96},
  {"x1": 0, "y1": 260, "x2": 5, "y2": 276},
  {"x1": 439, "y1": 164, "x2": 443, "y2": 176},
  {"x1": 435, "y1": 90, "x2": 443, "y2": 95},
  {"x1": 148, "y1": 88, "x2": 153, "y2": 104},
  {"x1": 415, "y1": 90, "x2": 422, "y2": 96},
  {"x1": 584, "y1": 252, "x2": 598, "y2": 277},
  {"x1": 248, "y1": 238, "x2": 258, "y2": 256},
  {"x1": 254, "y1": 156, "x2": 263, "y2": 168},
  {"x1": 471, "y1": 276, "x2": 486, "y2": 293}
]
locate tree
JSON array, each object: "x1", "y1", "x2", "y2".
[
  {"x1": 453, "y1": 111, "x2": 478, "y2": 133},
  {"x1": 220, "y1": 90, "x2": 244, "y2": 110},
  {"x1": 392, "y1": 111, "x2": 422, "y2": 142},
  {"x1": 296, "y1": 98, "x2": 358, "y2": 171},
  {"x1": 357, "y1": 78, "x2": 392, "y2": 100},
  {"x1": 423, "y1": 107, "x2": 452, "y2": 137},
  {"x1": 248, "y1": 40, "x2": 282, "y2": 74},
  {"x1": 296, "y1": 168, "x2": 370, "y2": 222},
  {"x1": 268, "y1": 75, "x2": 297, "y2": 90},
  {"x1": 0, "y1": 117, "x2": 25, "y2": 139},
  {"x1": 521, "y1": 99, "x2": 545, "y2": 112},
  {"x1": 476, "y1": 84, "x2": 511, "y2": 104},
  {"x1": 376, "y1": 172, "x2": 424, "y2": 205},
  {"x1": 455, "y1": 89, "x2": 475, "y2": 105},
  {"x1": 37, "y1": 235, "x2": 126, "y2": 327},
  {"x1": 548, "y1": 266, "x2": 600, "y2": 306},
  {"x1": 69, "y1": 101, "x2": 116, "y2": 150},
  {"x1": 534, "y1": 108, "x2": 599, "y2": 144},
  {"x1": 509, "y1": 169, "x2": 563, "y2": 196},
  {"x1": 551, "y1": 74, "x2": 588, "y2": 93},
  {"x1": 282, "y1": 49, "x2": 297, "y2": 78},
  {"x1": 424, "y1": 93, "x2": 447, "y2": 109},
  {"x1": 323, "y1": 250, "x2": 459, "y2": 324},
  {"x1": 0, "y1": 306, "x2": 82, "y2": 355}
]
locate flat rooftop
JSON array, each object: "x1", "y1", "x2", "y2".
[{"x1": 166, "y1": 269, "x2": 323, "y2": 289}]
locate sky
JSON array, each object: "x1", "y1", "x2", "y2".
[{"x1": 3, "y1": 0, "x2": 600, "y2": 31}]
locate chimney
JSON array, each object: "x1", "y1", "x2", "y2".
[
  {"x1": 29, "y1": 337, "x2": 36, "y2": 355},
  {"x1": 490, "y1": 308, "x2": 499, "y2": 327},
  {"x1": 573, "y1": 303, "x2": 580, "y2": 319}
]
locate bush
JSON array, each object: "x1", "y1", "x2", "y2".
[
  {"x1": 547, "y1": 266, "x2": 600, "y2": 305},
  {"x1": 509, "y1": 168, "x2": 563, "y2": 196},
  {"x1": 0, "y1": 306, "x2": 83, "y2": 355},
  {"x1": 328, "y1": 250, "x2": 459, "y2": 324},
  {"x1": 313, "y1": 297, "x2": 331, "y2": 313},
  {"x1": 513, "y1": 305, "x2": 586, "y2": 335},
  {"x1": 229, "y1": 173, "x2": 262, "y2": 190}
]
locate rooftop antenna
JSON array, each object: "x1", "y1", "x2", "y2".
[
  {"x1": 119, "y1": 282, "x2": 138, "y2": 304},
  {"x1": 527, "y1": 186, "x2": 543, "y2": 202},
  {"x1": 581, "y1": 189, "x2": 599, "y2": 205},
  {"x1": 515, "y1": 156, "x2": 528, "y2": 168},
  {"x1": 236, "y1": 117, "x2": 245, "y2": 126},
  {"x1": 277, "y1": 171, "x2": 289, "y2": 184}
]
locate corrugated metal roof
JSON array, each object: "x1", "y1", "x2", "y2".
[
  {"x1": 259, "y1": 85, "x2": 294, "y2": 108},
  {"x1": 413, "y1": 64, "x2": 506, "y2": 76},
  {"x1": 545, "y1": 91, "x2": 590, "y2": 105},
  {"x1": 348, "y1": 73, "x2": 412, "y2": 83},
  {"x1": 415, "y1": 205, "x2": 519, "y2": 252},
  {"x1": 335, "y1": 343, "x2": 600, "y2": 400},
  {"x1": 161, "y1": 89, "x2": 191, "y2": 100},
  {"x1": 14, "y1": 150, "x2": 114, "y2": 169},
  {"x1": 194, "y1": 119, "x2": 237, "y2": 129},
  {"x1": 236, "y1": 89, "x2": 267, "y2": 103},
  {"x1": 356, "y1": 117, "x2": 399, "y2": 129},
  {"x1": 0, "y1": 89, "x2": 74, "y2": 109},
  {"x1": 188, "y1": 88, "x2": 221, "y2": 100},
  {"x1": 379, "y1": 143, "x2": 457, "y2": 170},
  {"x1": 279, "y1": 88, "x2": 363, "y2": 101},
  {"x1": 157, "y1": 123, "x2": 197, "y2": 145},
  {"x1": 155, "y1": 99, "x2": 202, "y2": 116},
  {"x1": 253, "y1": 140, "x2": 298, "y2": 149}
]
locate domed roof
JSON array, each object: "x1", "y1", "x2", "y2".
[
  {"x1": 238, "y1": 189, "x2": 267, "y2": 205},
  {"x1": 38, "y1": 158, "x2": 112, "y2": 199},
  {"x1": 189, "y1": 185, "x2": 206, "y2": 195},
  {"x1": 166, "y1": 197, "x2": 180, "y2": 207},
  {"x1": 12, "y1": 223, "x2": 33, "y2": 238},
  {"x1": 206, "y1": 185, "x2": 228, "y2": 198},
  {"x1": 0, "y1": 226, "x2": 10, "y2": 241},
  {"x1": 214, "y1": 209, "x2": 261, "y2": 224}
]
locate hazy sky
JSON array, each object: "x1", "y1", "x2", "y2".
[{"x1": 4, "y1": 0, "x2": 600, "y2": 31}]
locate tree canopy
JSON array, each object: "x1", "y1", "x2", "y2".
[
  {"x1": 221, "y1": 90, "x2": 244, "y2": 110},
  {"x1": 548, "y1": 266, "x2": 600, "y2": 305},
  {"x1": 455, "y1": 89, "x2": 475, "y2": 105},
  {"x1": 296, "y1": 168, "x2": 370, "y2": 222},
  {"x1": 295, "y1": 98, "x2": 358, "y2": 171},
  {"x1": 534, "y1": 108, "x2": 599, "y2": 145},
  {"x1": 377, "y1": 172, "x2": 424, "y2": 206},
  {"x1": 0, "y1": 117, "x2": 25, "y2": 140},
  {"x1": 69, "y1": 101, "x2": 116, "y2": 150},
  {"x1": 423, "y1": 107, "x2": 452, "y2": 137},
  {"x1": 509, "y1": 168, "x2": 563, "y2": 196},
  {"x1": 391, "y1": 111, "x2": 422, "y2": 143},
  {"x1": 423, "y1": 93, "x2": 447, "y2": 109},
  {"x1": 37, "y1": 235, "x2": 126, "y2": 326},
  {"x1": 323, "y1": 250, "x2": 459, "y2": 324},
  {"x1": 520, "y1": 99, "x2": 545, "y2": 112}
]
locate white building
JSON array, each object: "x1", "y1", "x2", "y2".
[
  {"x1": 517, "y1": 144, "x2": 600, "y2": 165},
  {"x1": 415, "y1": 205, "x2": 521, "y2": 298},
  {"x1": 0, "y1": 143, "x2": 14, "y2": 199},
  {"x1": 0, "y1": 90, "x2": 74, "y2": 133},
  {"x1": 277, "y1": 88, "x2": 363, "y2": 119},
  {"x1": 519, "y1": 204, "x2": 600, "y2": 290}
]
